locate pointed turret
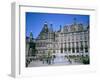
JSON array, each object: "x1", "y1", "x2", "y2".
[
  {"x1": 36, "y1": 21, "x2": 49, "y2": 40},
  {"x1": 49, "y1": 23, "x2": 53, "y2": 32},
  {"x1": 29, "y1": 31, "x2": 33, "y2": 42}
]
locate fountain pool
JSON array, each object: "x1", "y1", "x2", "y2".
[{"x1": 52, "y1": 53, "x2": 69, "y2": 64}]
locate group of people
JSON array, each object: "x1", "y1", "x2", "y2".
[
  {"x1": 42, "y1": 55, "x2": 55, "y2": 65},
  {"x1": 42, "y1": 55, "x2": 73, "y2": 65}
]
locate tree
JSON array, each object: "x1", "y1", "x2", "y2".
[
  {"x1": 61, "y1": 47, "x2": 63, "y2": 53},
  {"x1": 82, "y1": 56, "x2": 90, "y2": 64}
]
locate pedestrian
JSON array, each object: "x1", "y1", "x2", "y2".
[{"x1": 51, "y1": 55, "x2": 54, "y2": 64}]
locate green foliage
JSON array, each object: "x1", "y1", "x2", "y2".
[{"x1": 81, "y1": 56, "x2": 90, "y2": 64}]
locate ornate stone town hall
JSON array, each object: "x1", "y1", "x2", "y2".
[{"x1": 26, "y1": 18, "x2": 89, "y2": 59}]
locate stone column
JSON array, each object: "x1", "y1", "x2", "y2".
[
  {"x1": 83, "y1": 41, "x2": 85, "y2": 56},
  {"x1": 74, "y1": 42, "x2": 76, "y2": 55},
  {"x1": 70, "y1": 42, "x2": 72, "y2": 54},
  {"x1": 78, "y1": 42, "x2": 81, "y2": 55}
]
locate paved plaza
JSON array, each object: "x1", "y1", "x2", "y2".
[{"x1": 28, "y1": 54, "x2": 83, "y2": 67}]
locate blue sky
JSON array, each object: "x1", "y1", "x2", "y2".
[{"x1": 26, "y1": 12, "x2": 89, "y2": 38}]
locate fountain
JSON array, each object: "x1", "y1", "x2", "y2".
[{"x1": 52, "y1": 53, "x2": 69, "y2": 64}]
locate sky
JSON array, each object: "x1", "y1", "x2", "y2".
[{"x1": 26, "y1": 12, "x2": 89, "y2": 38}]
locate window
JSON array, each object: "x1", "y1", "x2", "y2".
[
  {"x1": 76, "y1": 47, "x2": 79, "y2": 53},
  {"x1": 80, "y1": 41, "x2": 83, "y2": 51},
  {"x1": 72, "y1": 47, "x2": 75, "y2": 53}
]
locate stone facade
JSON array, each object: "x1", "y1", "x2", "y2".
[{"x1": 26, "y1": 20, "x2": 89, "y2": 57}]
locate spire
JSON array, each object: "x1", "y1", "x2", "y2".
[
  {"x1": 60, "y1": 25, "x2": 63, "y2": 32},
  {"x1": 30, "y1": 31, "x2": 33, "y2": 38},
  {"x1": 44, "y1": 21, "x2": 48, "y2": 29},
  {"x1": 49, "y1": 23, "x2": 53, "y2": 32},
  {"x1": 30, "y1": 32, "x2": 33, "y2": 42},
  {"x1": 43, "y1": 21, "x2": 48, "y2": 33}
]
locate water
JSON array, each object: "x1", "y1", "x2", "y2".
[{"x1": 53, "y1": 53, "x2": 69, "y2": 64}]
